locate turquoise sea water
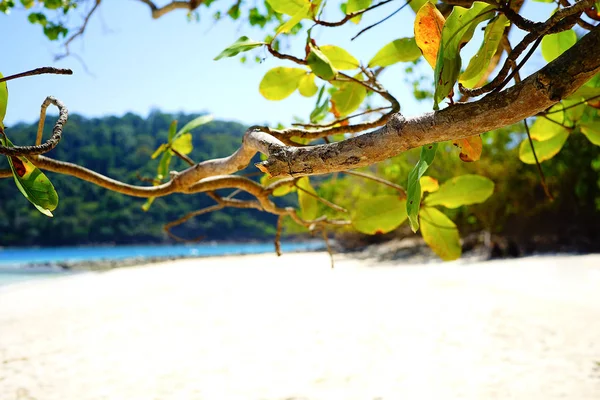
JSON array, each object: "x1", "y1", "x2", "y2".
[{"x1": 0, "y1": 242, "x2": 321, "y2": 287}]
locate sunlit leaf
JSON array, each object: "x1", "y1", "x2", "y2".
[
  {"x1": 276, "y1": 3, "x2": 311, "y2": 34},
  {"x1": 267, "y1": 0, "x2": 310, "y2": 16},
  {"x1": 433, "y1": 2, "x2": 495, "y2": 109},
  {"x1": 352, "y1": 195, "x2": 407, "y2": 235},
  {"x1": 171, "y1": 132, "x2": 193, "y2": 155},
  {"x1": 541, "y1": 29, "x2": 577, "y2": 63},
  {"x1": 320, "y1": 45, "x2": 360, "y2": 70},
  {"x1": 297, "y1": 176, "x2": 319, "y2": 220},
  {"x1": 259, "y1": 67, "x2": 306, "y2": 100},
  {"x1": 167, "y1": 120, "x2": 178, "y2": 142},
  {"x1": 261, "y1": 174, "x2": 295, "y2": 196},
  {"x1": 157, "y1": 150, "x2": 173, "y2": 180},
  {"x1": 459, "y1": 15, "x2": 509, "y2": 88},
  {"x1": 0, "y1": 72, "x2": 7, "y2": 128},
  {"x1": 580, "y1": 121, "x2": 600, "y2": 146},
  {"x1": 368, "y1": 38, "x2": 422, "y2": 68},
  {"x1": 452, "y1": 135, "x2": 482, "y2": 162},
  {"x1": 1, "y1": 135, "x2": 58, "y2": 217},
  {"x1": 414, "y1": 2, "x2": 445, "y2": 69},
  {"x1": 420, "y1": 175, "x2": 439, "y2": 196},
  {"x1": 529, "y1": 112, "x2": 568, "y2": 141},
  {"x1": 346, "y1": 0, "x2": 371, "y2": 23},
  {"x1": 519, "y1": 130, "x2": 569, "y2": 164},
  {"x1": 409, "y1": 0, "x2": 431, "y2": 13},
  {"x1": 214, "y1": 36, "x2": 265, "y2": 60},
  {"x1": 419, "y1": 206, "x2": 461, "y2": 261},
  {"x1": 407, "y1": 143, "x2": 438, "y2": 232},
  {"x1": 141, "y1": 197, "x2": 156, "y2": 212},
  {"x1": 306, "y1": 43, "x2": 337, "y2": 81},
  {"x1": 151, "y1": 143, "x2": 168, "y2": 159},
  {"x1": 175, "y1": 114, "x2": 213, "y2": 138},
  {"x1": 424, "y1": 174, "x2": 494, "y2": 208},
  {"x1": 298, "y1": 73, "x2": 318, "y2": 97},
  {"x1": 330, "y1": 81, "x2": 367, "y2": 117}
]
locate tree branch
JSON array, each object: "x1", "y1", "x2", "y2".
[{"x1": 136, "y1": 0, "x2": 203, "y2": 19}]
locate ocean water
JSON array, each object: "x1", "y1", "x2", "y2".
[{"x1": 0, "y1": 242, "x2": 322, "y2": 286}]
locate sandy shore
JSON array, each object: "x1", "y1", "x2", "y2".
[{"x1": 1, "y1": 252, "x2": 599, "y2": 400}]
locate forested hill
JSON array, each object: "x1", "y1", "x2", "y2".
[{"x1": 0, "y1": 111, "x2": 280, "y2": 247}]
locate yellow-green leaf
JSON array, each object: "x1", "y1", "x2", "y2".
[
  {"x1": 368, "y1": 38, "x2": 422, "y2": 68},
  {"x1": 580, "y1": 122, "x2": 600, "y2": 146},
  {"x1": 259, "y1": 67, "x2": 306, "y2": 100},
  {"x1": 151, "y1": 143, "x2": 168, "y2": 159},
  {"x1": 2, "y1": 135, "x2": 59, "y2": 217},
  {"x1": 433, "y1": 2, "x2": 495, "y2": 109},
  {"x1": 346, "y1": 0, "x2": 371, "y2": 23},
  {"x1": 519, "y1": 130, "x2": 569, "y2": 164},
  {"x1": 541, "y1": 29, "x2": 577, "y2": 63},
  {"x1": 171, "y1": 132, "x2": 193, "y2": 155},
  {"x1": 261, "y1": 174, "x2": 295, "y2": 197},
  {"x1": 419, "y1": 206, "x2": 461, "y2": 261},
  {"x1": 0, "y1": 72, "x2": 7, "y2": 128},
  {"x1": 409, "y1": 0, "x2": 431, "y2": 14},
  {"x1": 330, "y1": 81, "x2": 367, "y2": 117},
  {"x1": 307, "y1": 44, "x2": 337, "y2": 81},
  {"x1": 267, "y1": 0, "x2": 310, "y2": 16},
  {"x1": 297, "y1": 176, "x2": 319, "y2": 220},
  {"x1": 298, "y1": 73, "x2": 318, "y2": 97},
  {"x1": 142, "y1": 197, "x2": 156, "y2": 212},
  {"x1": 176, "y1": 115, "x2": 213, "y2": 138},
  {"x1": 407, "y1": 143, "x2": 438, "y2": 232},
  {"x1": 276, "y1": 2, "x2": 311, "y2": 34},
  {"x1": 529, "y1": 114, "x2": 569, "y2": 141},
  {"x1": 414, "y1": 2, "x2": 445, "y2": 69},
  {"x1": 352, "y1": 195, "x2": 407, "y2": 235},
  {"x1": 420, "y1": 176, "x2": 439, "y2": 196},
  {"x1": 460, "y1": 15, "x2": 509, "y2": 89},
  {"x1": 214, "y1": 36, "x2": 265, "y2": 60},
  {"x1": 424, "y1": 174, "x2": 494, "y2": 208},
  {"x1": 320, "y1": 45, "x2": 360, "y2": 70}
]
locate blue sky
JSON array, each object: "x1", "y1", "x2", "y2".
[{"x1": 1, "y1": 0, "x2": 551, "y2": 127}]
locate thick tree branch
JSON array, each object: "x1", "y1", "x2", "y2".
[{"x1": 137, "y1": 0, "x2": 203, "y2": 19}]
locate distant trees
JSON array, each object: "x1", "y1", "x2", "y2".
[{"x1": 1, "y1": 0, "x2": 599, "y2": 258}]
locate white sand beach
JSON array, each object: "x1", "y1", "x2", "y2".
[{"x1": 1, "y1": 252, "x2": 599, "y2": 400}]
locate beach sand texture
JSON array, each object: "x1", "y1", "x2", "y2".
[{"x1": 1, "y1": 252, "x2": 599, "y2": 400}]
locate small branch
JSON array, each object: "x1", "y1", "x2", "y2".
[
  {"x1": 171, "y1": 148, "x2": 195, "y2": 166},
  {"x1": 137, "y1": 0, "x2": 203, "y2": 19},
  {"x1": 0, "y1": 67, "x2": 72, "y2": 83},
  {"x1": 351, "y1": 0, "x2": 412, "y2": 41},
  {"x1": 523, "y1": 119, "x2": 553, "y2": 201},
  {"x1": 342, "y1": 170, "x2": 407, "y2": 195},
  {"x1": 294, "y1": 183, "x2": 349, "y2": 213},
  {"x1": 543, "y1": 94, "x2": 600, "y2": 114},
  {"x1": 292, "y1": 107, "x2": 392, "y2": 129},
  {"x1": 0, "y1": 97, "x2": 67, "y2": 157},
  {"x1": 274, "y1": 215, "x2": 283, "y2": 256},
  {"x1": 164, "y1": 204, "x2": 223, "y2": 241},
  {"x1": 321, "y1": 229, "x2": 335, "y2": 269},
  {"x1": 314, "y1": 0, "x2": 396, "y2": 27},
  {"x1": 55, "y1": 0, "x2": 102, "y2": 61}
]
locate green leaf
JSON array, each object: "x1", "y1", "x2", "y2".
[
  {"x1": 529, "y1": 113, "x2": 569, "y2": 141},
  {"x1": 306, "y1": 44, "x2": 337, "y2": 81},
  {"x1": 346, "y1": 0, "x2": 371, "y2": 23},
  {"x1": 141, "y1": 197, "x2": 156, "y2": 212},
  {"x1": 214, "y1": 36, "x2": 265, "y2": 60},
  {"x1": 298, "y1": 73, "x2": 318, "y2": 97},
  {"x1": 175, "y1": 114, "x2": 213, "y2": 139},
  {"x1": 0, "y1": 72, "x2": 7, "y2": 127},
  {"x1": 157, "y1": 150, "x2": 173, "y2": 180},
  {"x1": 167, "y1": 120, "x2": 178, "y2": 142},
  {"x1": 424, "y1": 174, "x2": 494, "y2": 208},
  {"x1": 171, "y1": 133, "x2": 193, "y2": 155},
  {"x1": 433, "y1": 2, "x2": 495, "y2": 109},
  {"x1": 580, "y1": 121, "x2": 600, "y2": 146},
  {"x1": 541, "y1": 29, "x2": 577, "y2": 63},
  {"x1": 276, "y1": 2, "x2": 311, "y2": 34},
  {"x1": 1, "y1": 135, "x2": 59, "y2": 217},
  {"x1": 21, "y1": 0, "x2": 35, "y2": 8},
  {"x1": 368, "y1": 38, "x2": 421, "y2": 68},
  {"x1": 297, "y1": 176, "x2": 319, "y2": 220},
  {"x1": 267, "y1": 0, "x2": 310, "y2": 16},
  {"x1": 151, "y1": 143, "x2": 168, "y2": 159},
  {"x1": 409, "y1": 0, "x2": 431, "y2": 13},
  {"x1": 519, "y1": 130, "x2": 569, "y2": 164},
  {"x1": 330, "y1": 81, "x2": 367, "y2": 117},
  {"x1": 459, "y1": 15, "x2": 509, "y2": 89},
  {"x1": 419, "y1": 206, "x2": 461, "y2": 261},
  {"x1": 352, "y1": 195, "x2": 407, "y2": 235},
  {"x1": 310, "y1": 86, "x2": 330, "y2": 123},
  {"x1": 259, "y1": 67, "x2": 306, "y2": 100},
  {"x1": 320, "y1": 45, "x2": 360, "y2": 70},
  {"x1": 406, "y1": 143, "x2": 438, "y2": 232}
]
